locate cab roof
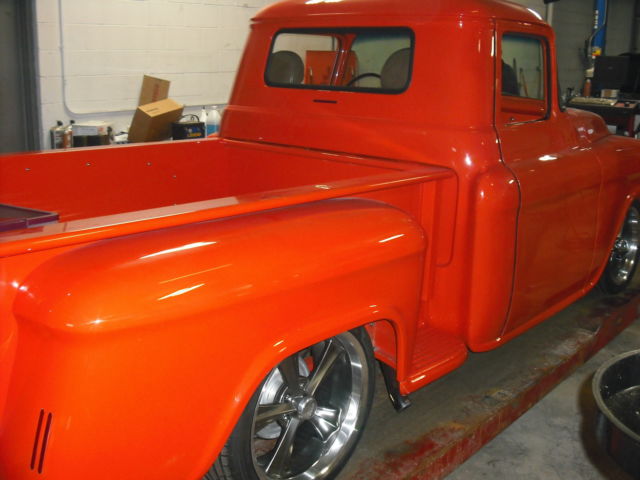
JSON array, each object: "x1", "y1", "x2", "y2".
[{"x1": 255, "y1": 0, "x2": 545, "y2": 24}]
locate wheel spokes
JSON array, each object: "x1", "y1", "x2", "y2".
[
  {"x1": 249, "y1": 332, "x2": 371, "y2": 480},
  {"x1": 610, "y1": 210, "x2": 640, "y2": 284},
  {"x1": 278, "y1": 355, "x2": 303, "y2": 395},
  {"x1": 255, "y1": 403, "x2": 296, "y2": 432},
  {"x1": 306, "y1": 340, "x2": 342, "y2": 396},
  {"x1": 309, "y1": 406, "x2": 341, "y2": 442},
  {"x1": 264, "y1": 417, "x2": 301, "y2": 476}
]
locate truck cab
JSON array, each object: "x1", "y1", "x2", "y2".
[{"x1": 225, "y1": 0, "x2": 639, "y2": 351}]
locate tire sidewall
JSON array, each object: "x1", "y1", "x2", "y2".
[
  {"x1": 212, "y1": 327, "x2": 375, "y2": 480},
  {"x1": 600, "y1": 202, "x2": 640, "y2": 294}
]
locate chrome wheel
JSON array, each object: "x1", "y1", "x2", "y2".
[
  {"x1": 608, "y1": 205, "x2": 640, "y2": 286},
  {"x1": 599, "y1": 203, "x2": 640, "y2": 294},
  {"x1": 250, "y1": 332, "x2": 371, "y2": 480}
]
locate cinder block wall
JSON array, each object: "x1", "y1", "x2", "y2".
[{"x1": 36, "y1": 0, "x2": 271, "y2": 147}]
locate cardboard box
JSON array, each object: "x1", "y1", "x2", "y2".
[
  {"x1": 138, "y1": 75, "x2": 170, "y2": 106},
  {"x1": 128, "y1": 98, "x2": 183, "y2": 143}
]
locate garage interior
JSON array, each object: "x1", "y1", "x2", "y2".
[
  {"x1": 2, "y1": 0, "x2": 640, "y2": 479},
  {"x1": 2, "y1": 0, "x2": 640, "y2": 154}
]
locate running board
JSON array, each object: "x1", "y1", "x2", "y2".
[{"x1": 400, "y1": 326, "x2": 468, "y2": 394}]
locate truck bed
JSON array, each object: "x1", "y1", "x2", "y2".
[{"x1": 0, "y1": 138, "x2": 451, "y2": 256}]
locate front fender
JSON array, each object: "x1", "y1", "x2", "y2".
[
  {"x1": 1, "y1": 198, "x2": 426, "y2": 480},
  {"x1": 586, "y1": 133, "x2": 640, "y2": 286}
]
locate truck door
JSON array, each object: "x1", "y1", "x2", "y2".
[{"x1": 495, "y1": 22, "x2": 602, "y2": 334}]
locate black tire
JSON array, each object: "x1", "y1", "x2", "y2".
[
  {"x1": 204, "y1": 328, "x2": 375, "y2": 480},
  {"x1": 598, "y1": 202, "x2": 640, "y2": 294}
]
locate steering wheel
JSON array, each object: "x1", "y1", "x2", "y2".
[{"x1": 347, "y1": 72, "x2": 381, "y2": 86}]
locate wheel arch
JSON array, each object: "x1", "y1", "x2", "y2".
[
  {"x1": 4, "y1": 198, "x2": 426, "y2": 480},
  {"x1": 195, "y1": 310, "x2": 407, "y2": 479},
  {"x1": 590, "y1": 193, "x2": 640, "y2": 290}
]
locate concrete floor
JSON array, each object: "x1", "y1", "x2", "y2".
[
  {"x1": 338, "y1": 286, "x2": 640, "y2": 480},
  {"x1": 446, "y1": 319, "x2": 640, "y2": 480}
]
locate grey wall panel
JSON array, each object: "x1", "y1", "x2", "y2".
[
  {"x1": 0, "y1": 0, "x2": 40, "y2": 153},
  {"x1": 552, "y1": 0, "x2": 594, "y2": 92},
  {"x1": 606, "y1": 0, "x2": 634, "y2": 55},
  {"x1": 0, "y1": 0, "x2": 28, "y2": 153}
]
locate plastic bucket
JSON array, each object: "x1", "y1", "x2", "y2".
[{"x1": 593, "y1": 349, "x2": 640, "y2": 478}]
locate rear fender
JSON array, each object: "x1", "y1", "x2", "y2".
[{"x1": 2, "y1": 198, "x2": 425, "y2": 480}]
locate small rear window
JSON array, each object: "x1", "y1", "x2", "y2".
[{"x1": 265, "y1": 28, "x2": 413, "y2": 93}]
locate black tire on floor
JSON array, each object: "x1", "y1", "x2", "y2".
[
  {"x1": 204, "y1": 328, "x2": 375, "y2": 480},
  {"x1": 598, "y1": 202, "x2": 640, "y2": 294}
]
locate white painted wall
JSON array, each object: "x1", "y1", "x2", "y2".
[{"x1": 36, "y1": 0, "x2": 272, "y2": 148}]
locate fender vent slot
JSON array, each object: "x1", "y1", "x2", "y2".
[{"x1": 30, "y1": 409, "x2": 53, "y2": 474}]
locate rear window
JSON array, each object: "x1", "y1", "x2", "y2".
[{"x1": 265, "y1": 28, "x2": 413, "y2": 93}]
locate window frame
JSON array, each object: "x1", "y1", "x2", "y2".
[
  {"x1": 498, "y1": 31, "x2": 551, "y2": 125},
  {"x1": 264, "y1": 27, "x2": 415, "y2": 95}
]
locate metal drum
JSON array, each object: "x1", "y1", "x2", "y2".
[{"x1": 593, "y1": 349, "x2": 640, "y2": 478}]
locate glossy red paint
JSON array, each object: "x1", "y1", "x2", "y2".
[
  {"x1": 255, "y1": 0, "x2": 541, "y2": 23},
  {"x1": 1, "y1": 0, "x2": 640, "y2": 478},
  {"x1": 0, "y1": 138, "x2": 449, "y2": 256},
  {"x1": 2, "y1": 199, "x2": 427, "y2": 480}
]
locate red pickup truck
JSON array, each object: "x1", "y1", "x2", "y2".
[{"x1": 2, "y1": 1, "x2": 640, "y2": 479}]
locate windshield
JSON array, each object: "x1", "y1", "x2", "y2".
[{"x1": 265, "y1": 28, "x2": 413, "y2": 93}]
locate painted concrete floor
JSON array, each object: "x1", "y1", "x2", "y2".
[{"x1": 445, "y1": 319, "x2": 640, "y2": 480}]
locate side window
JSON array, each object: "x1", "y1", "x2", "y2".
[{"x1": 500, "y1": 34, "x2": 548, "y2": 124}]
